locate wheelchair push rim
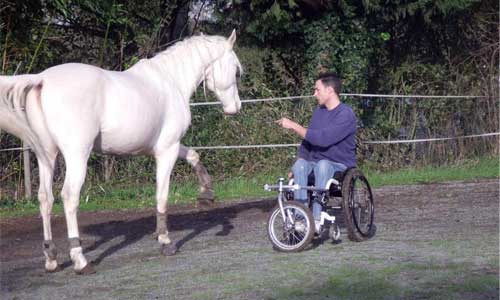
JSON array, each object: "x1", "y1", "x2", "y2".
[
  {"x1": 342, "y1": 169, "x2": 375, "y2": 241},
  {"x1": 267, "y1": 201, "x2": 314, "y2": 252}
]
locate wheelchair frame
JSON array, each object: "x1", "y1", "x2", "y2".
[{"x1": 264, "y1": 168, "x2": 376, "y2": 252}]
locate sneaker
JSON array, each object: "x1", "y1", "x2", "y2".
[{"x1": 314, "y1": 220, "x2": 330, "y2": 240}]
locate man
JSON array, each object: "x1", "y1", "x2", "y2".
[{"x1": 276, "y1": 72, "x2": 357, "y2": 233}]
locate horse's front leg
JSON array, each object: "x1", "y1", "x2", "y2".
[
  {"x1": 178, "y1": 145, "x2": 214, "y2": 206},
  {"x1": 155, "y1": 143, "x2": 180, "y2": 256},
  {"x1": 61, "y1": 150, "x2": 94, "y2": 274}
]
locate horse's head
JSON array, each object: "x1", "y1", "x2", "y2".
[{"x1": 204, "y1": 30, "x2": 242, "y2": 115}]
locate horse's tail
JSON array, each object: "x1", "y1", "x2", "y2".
[{"x1": 0, "y1": 75, "x2": 49, "y2": 163}]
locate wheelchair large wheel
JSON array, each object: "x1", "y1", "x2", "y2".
[
  {"x1": 341, "y1": 168, "x2": 376, "y2": 242},
  {"x1": 267, "y1": 201, "x2": 314, "y2": 252}
]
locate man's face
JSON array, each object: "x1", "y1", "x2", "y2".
[{"x1": 314, "y1": 80, "x2": 331, "y2": 106}]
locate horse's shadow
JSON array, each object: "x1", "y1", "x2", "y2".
[{"x1": 81, "y1": 199, "x2": 275, "y2": 266}]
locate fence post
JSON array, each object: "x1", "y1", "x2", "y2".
[
  {"x1": 22, "y1": 142, "x2": 32, "y2": 199},
  {"x1": 104, "y1": 156, "x2": 113, "y2": 182}
]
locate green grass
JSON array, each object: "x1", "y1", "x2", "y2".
[
  {"x1": 364, "y1": 155, "x2": 499, "y2": 187},
  {"x1": 1, "y1": 155, "x2": 498, "y2": 218}
]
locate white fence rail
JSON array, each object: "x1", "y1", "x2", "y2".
[
  {"x1": 3, "y1": 131, "x2": 499, "y2": 152},
  {"x1": 191, "y1": 93, "x2": 488, "y2": 106},
  {"x1": 1, "y1": 93, "x2": 495, "y2": 152},
  {"x1": 1, "y1": 93, "x2": 497, "y2": 198}
]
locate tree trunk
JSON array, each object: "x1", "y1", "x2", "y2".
[{"x1": 104, "y1": 156, "x2": 114, "y2": 182}]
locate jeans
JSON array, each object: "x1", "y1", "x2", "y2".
[{"x1": 292, "y1": 159, "x2": 347, "y2": 221}]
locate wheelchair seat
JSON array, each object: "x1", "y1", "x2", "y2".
[{"x1": 306, "y1": 170, "x2": 346, "y2": 186}]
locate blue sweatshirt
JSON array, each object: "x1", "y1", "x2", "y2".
[{"x1": 298, "y1": 103, "x2": 357, "y2": 167}]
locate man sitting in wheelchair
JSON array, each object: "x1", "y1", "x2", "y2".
[{"x1": 276, "y1": 72, "x2": 357, "y2": 234}]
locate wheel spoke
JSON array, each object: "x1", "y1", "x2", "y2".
[
  {"x1": 268, "y1": 201, "x2": 314, "y2": 251},
  {"x1": 341, "y1": 169, "x2": 375, "y2": 241},
  {"x1": 349, "y1": 175, "x2": 374, "y2": 236}
]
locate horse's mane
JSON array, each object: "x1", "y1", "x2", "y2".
[
  {"x1": 165, "y1": 35, "x2": 241, "y2": 70},
  {"x1": 158, "y1": 35, "x2": 228, "y2": 58},
  {"x1": 130, "y1": 35, "x2": 242, "y2": 78}
]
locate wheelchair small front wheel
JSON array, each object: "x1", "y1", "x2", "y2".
[
  {"x1": 342, "y1": 168, "x2": 376, "y2": 242},
  {"x1": 330, "y1": 223, "x2": 341, "y2": 242},
  {"x1": 267, "y1": 201, "x2": 314, "y2": 252}
]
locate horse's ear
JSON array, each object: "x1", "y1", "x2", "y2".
[{"x1": 228, "y1": 29, "x2": 237, "y2": 48}]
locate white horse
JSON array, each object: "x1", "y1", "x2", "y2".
[{"x1": 0, "y1": 31, "x2": 242, "y2": 274}]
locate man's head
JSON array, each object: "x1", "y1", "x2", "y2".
[{"x1": 314, "y1": 72, "x2": 342, "y2": 107}]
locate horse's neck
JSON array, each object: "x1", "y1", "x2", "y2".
[{"x1": 147, "y1": 40, "x2": 225, "y2": 103}]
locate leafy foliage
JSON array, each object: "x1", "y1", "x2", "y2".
[{"x1": 0, "y1": 0, "x2": 497, "y2": 200}]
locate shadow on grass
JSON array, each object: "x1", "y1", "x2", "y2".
[
  {"x1": 266, "y1": 264, "x2": 499, "y2": 300},
  {"x1": 81, "y1": 198, "x2": 276, "y2": 266},
  {"x1": 81, "y1": 197, "x2": 370, "y2": 266}
]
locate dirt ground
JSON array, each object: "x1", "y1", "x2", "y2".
[{"x1": 0, "y1": 179, "x2": 498, "y2": 300}]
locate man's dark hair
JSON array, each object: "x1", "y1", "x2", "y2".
[{"x1": 317, "y1": 72, "x2": 342, "y2": 94}]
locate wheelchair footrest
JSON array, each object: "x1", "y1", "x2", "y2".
[{"x1": 319, "y1": 211, "x2": 336, "y2": 226}]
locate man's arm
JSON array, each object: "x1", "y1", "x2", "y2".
[{"x1": 275, "y1": 117, "x2": 307, "y2": 138}]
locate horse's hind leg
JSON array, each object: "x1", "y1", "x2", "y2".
[
  {"x1": 37, "y1": 150, "x2": 59, "y2": 272},
  {"x1": 60, "y1": 148, "x2": 94, "y2": 274}
]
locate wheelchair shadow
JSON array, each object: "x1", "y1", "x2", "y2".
[
  {"x1": 308, "y1": 206, "x2": 377, "y2": 250},
  {"x1": 309, "y1": 228, "x2": 344, "y2": 249},
  {"x1": 79, "y1": 198, "x2": 275, "y2": 266}
]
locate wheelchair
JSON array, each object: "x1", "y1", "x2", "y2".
[{"x1": 264, "y1": 168, "x2": 375, "y2": 252}]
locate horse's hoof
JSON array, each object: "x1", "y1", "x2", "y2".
[
  {"x1": 197, "y1": 199, "x2": 214, "y2": 208},
  {"x1": 45, "y1": 265, "x2": 62, "y2": 273},
  {"x1": 197, "y1": 190, "x2": 214, "y2": 203},
  {"x1": 197, "y1": 191, "x2": 214, "y2": 207},
  {"x1": 75, "y1": 263, "x2": 96, "y2": 275},
  {"x1": 161, "y1": 243, "x2": 178, "y2": 256}
]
